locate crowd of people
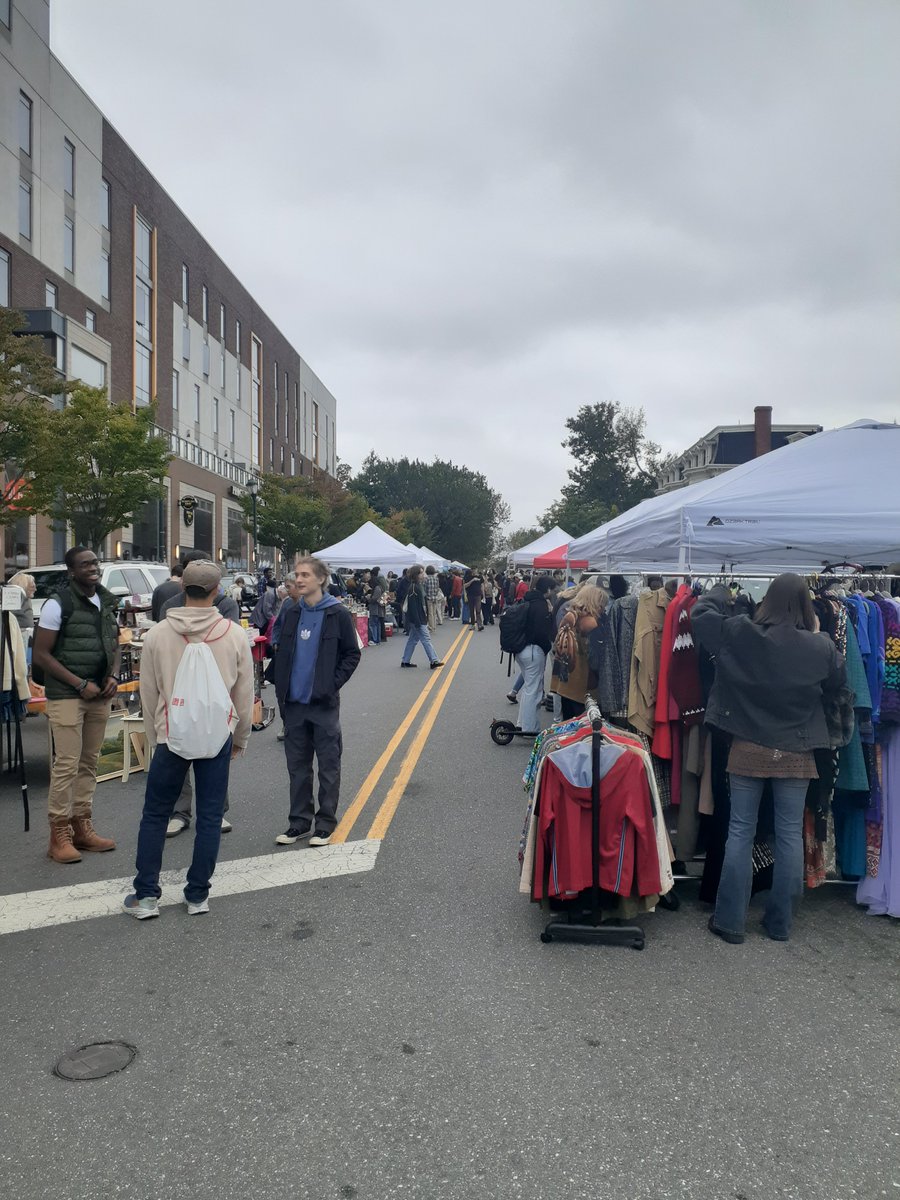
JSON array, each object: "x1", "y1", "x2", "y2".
[{"x1": 8, "y1": 542, "x2": 851, "y2": 946}]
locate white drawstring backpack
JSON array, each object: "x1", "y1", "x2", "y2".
[{"x1": 166, "y1": 621, "x2": 235, "y2": 759}]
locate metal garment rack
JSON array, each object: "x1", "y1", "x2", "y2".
[
  {"x1": 540, "y1": 696, "x2": 646, "y2": 950},
  {"x1": 0, "y1": 592, "x2": 30, "y2": 831}
]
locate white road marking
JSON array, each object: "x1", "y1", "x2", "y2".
[{"x1": 0, "y1": 840, "x2": 381, "y2": 935}]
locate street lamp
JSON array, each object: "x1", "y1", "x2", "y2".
[{"x1": 246, "y1": 472, "x2": 259, "y2": 570}]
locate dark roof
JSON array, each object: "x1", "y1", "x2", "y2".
[{"x1": 713, "y1": 429, "x2": 808, "y2": 465}]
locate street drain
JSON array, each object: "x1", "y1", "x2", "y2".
[{"x1": 54, "y1": 1040, "x2": 137, "y2": 1081}]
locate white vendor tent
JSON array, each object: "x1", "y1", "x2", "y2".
[
  {"x1": 416, "y1": 544, "x2": 449, "y2": 569},
  {"x1": 568, "y1": 420, "x2": 900, "y2": 575},
  {"x1": 313, "y1": 521, "x2": 418, "y2": 574},
  {"x1": 509, "y1": 525, "x2": 573, "y2": 567}
]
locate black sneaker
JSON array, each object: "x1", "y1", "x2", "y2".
[
  {"x1": 506, "y1": 692, "x2": 519, "y2": 704},
  {"x1": 275, "y1": 826, "x2": 312, "y2": 845},
  {"x1": 400, "y1": 662, "x2": 418, "y2": 668},
  {"x1": 708, "y1": 915, "x2": 744, "y2": 944},
  {"x1": 430, "y1": 660, "x2": 444, "y2": 669}
]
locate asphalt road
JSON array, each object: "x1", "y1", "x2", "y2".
[{"x1": 0, "y1": 620, "x2": 898, "y2": 1200}]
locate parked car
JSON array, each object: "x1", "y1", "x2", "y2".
[{"x1": 28, "y1": 561, "x2": 170, "y2": 618}]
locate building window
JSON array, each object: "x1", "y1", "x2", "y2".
[
  {"x1": 275, "y1": 394, "x2": 279, "y2": 433},
  {"x1": 18, "y1": 92, "x2": 32, "y2": 156},
  {"x1": 290, "y1": 453, "x2": 295, "y2": 476},
  {"x1": 101, "y1": 250, "x2": 110, "y2": 301},
  {"x1": 135, "y1": 279, "x2": 151, "y2": 340},
  {"x1": 45, "y1": 281, "x2": 58, "y2": 308},
  {"x1": 135, "y1": 214, "x2": 152, "y2": 278},
  {"x1": 202, "y1": 340, "x2": 210, "y2": 378},
  {"x1": 312, "y1": 400, "x2": 319, "y2": 464},
  {"x1": 0, "y1": 248, "x2": 10, "y2": 307},
  {"x1": 194, "y1": 384, "x2": 201, "y2": 423},
  {"x1": 229, "y1": 409, "x2": 235, "y2": 444},
  {"x1": 181, "y1": 263, "x2": 189, "y2": 306},
  {"x1": 19, "y1": 180, "x2": 31, "y2": 240},
  {"x1": 64, "y1": 139, "x2": 75, "y2": 197},
  {"x1": 85, "y1": 308, "x2": 96, "y2": 332},
  {"x1": 269, "y1": 438, "x2": 274, "y2": 468},
  {"x1": 220, "y1": 352, "x2": 226, "y2": 391},
  {"x1": 64, "y1": 216, "x2": 75, "y2": 272},
  {"x1": 293, "y1": 382, "x2": 298, "y2": 442},
  {"x1": 213, "y1": 397, "x2": 219, "y2": 436},
  {"x1": 172, "y1": 369, "x2": 179, "y2": 411},
  {"x1": 219, "y1": 304, "x2": 226, "y2": 342},
  {"x1": 235, "y1": 319, "x2": 241, "y2": 361},
  {"x1": 202, "y1": 285, "x2": 208, "y2": 326},
  {"x1": 280, "y1": 445, "x2": 285, "y2": 474},
  {"x1": 284, "y1": 372, "x2": 289, "y2": 437},
  {"x1": 182, "y1": 323, "x2": 190, "y2": 362},
  {"x1": 101, "y1": 179, "x2": 110, "y2": 230},
  {"x1": 135, "y1": 343, "x2": 151, "y2": 406},
  {"x1": 71, "y1": 345, "x2": 106, "y2": 389}
]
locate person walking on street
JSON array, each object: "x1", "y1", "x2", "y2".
[
  {"x1": 424, "y1": 565, "x2": 443, "y2": 632},
  {"x1": 123, "y1": 560, "x2": 254, "y2": 918},
  {"x1": 32, "y1": 546, "x2": 120, "y2": 863},
  {"x1": 274, "y1": 557, "x2": 361, "y2": 847},
  {"x1": 394, "y1": 569, "x2": 411, "y2": 633},
  {"x1": 368, "y1": 570, "x2": 385, "y2": 645},
  {"x1": 450, "y1": 571, "x2": 463, "y2": 620},
  {"x1": 465, "y1": 569, "x2": 484, "y2": 630},
  {"x1": 401, "y1": 566, "x2": 444, "y2": 670},
  {"x1": 514, "y1": 575, "x2": 556, "y2": 736},
  {"x1": 483, "y1": 573, "x2": 495, "y2": 625}
]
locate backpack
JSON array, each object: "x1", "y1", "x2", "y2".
[
  {"x1": 31, "y1": 588, "x2": 76, "y2": 686},
  {"x1": 498, "y1": 600, "x2": 530, "y2": 656},
  {"x1": 166, "y1": 622, "x2": 235, "y2": 759}
]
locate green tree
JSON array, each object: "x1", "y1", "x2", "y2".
[
  {"x1": 542, "y1": 402, "x2": 668, "y2": 536},
  {"x1": 506, "y1": 526, "x2": 545, "y2": 552},
  {"x1": 349, "y1": 454, "x2": 508, "y2": 563},
  {"x1": 238, "y1": 473, "x2": 330, "y2": 560},
  {"x1": 26, "y1": 385, "x2": 171, "y2": 550},
  {"x1": 0, "y1": 307, "x2": 72, "y2": 524}
]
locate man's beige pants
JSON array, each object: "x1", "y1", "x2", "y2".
[
  {"x1": 46, "y1": 696, "x2": 113, "y2": 823},
  {"x1": 426, "y1": 598, "x2": 443, "y2": 632}
]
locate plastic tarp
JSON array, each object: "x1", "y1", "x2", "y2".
[
  {"x1": 509, "y1": 525, "x2": 573, "y2": 567},
  {"x1": 313, "y1": 521, "x2": 418, "y2": 574},
  {"x1": 532, "y1": 544, "x2": 589, "y2": 570},
  {"x1": 567, "y1": 421, "x2": 900, "y2": 574}
]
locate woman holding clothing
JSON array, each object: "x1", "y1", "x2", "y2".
[{"x1": 693, "y1": 574, "x2": 847, "y2": 944}]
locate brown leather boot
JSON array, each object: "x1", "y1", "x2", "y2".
[
  {"x1": 47, "y1": 822, "x2": 82, "y2": 864},
  {"x1": 71, "y1": 816, "x2": 116, "y2": 853}
]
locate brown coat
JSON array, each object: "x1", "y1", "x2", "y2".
[{"x1": 627, "y1": 587, "x2": 671, "y2": 736}]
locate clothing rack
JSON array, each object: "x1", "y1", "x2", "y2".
[
  {"x1": 0, "y1": 588, "x2": 30, "y2": 831},
  {"x1": 540, "y1": 695, "x2": 646, "y2": 950}
]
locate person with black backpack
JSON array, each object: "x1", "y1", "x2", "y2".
[{"x1": 501, "y1": 576, "x2": 556, "y2": 736}]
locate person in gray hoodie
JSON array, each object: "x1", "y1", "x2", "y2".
[{"x1": 124, "y1": 559, "x2": 254, "y2": 919}]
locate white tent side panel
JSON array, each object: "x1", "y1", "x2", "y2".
[
  {"x1": 509, "y1": 525, "x2": 573, "y2": 566},
  {"x1": 313, "y1": 521, "x2": 418, "y2": 574}
]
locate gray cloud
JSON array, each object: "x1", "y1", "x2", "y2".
[{"x1": 53, "y1": 0, "x2": 900, "y2": 532}]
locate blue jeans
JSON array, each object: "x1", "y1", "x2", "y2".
[
  {"x1": 133, "y1": 738, "x2": 232, "y2": 903},
  {"x1": 402, "y1": 622, "x2": 438, "y2": 664},
  {"x1": 715, "y1": 773, "x2": 808, "y2": 939},
  {"x1": 514, "y1": 645, "x2": 546, "y2": 734},
  {"x1": 367, "y1": 616, "x2": 381, "y2": 645}
]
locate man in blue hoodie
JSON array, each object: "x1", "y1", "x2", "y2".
[{"x1": 273, "y1": 556, "x2": 361, "y2": 847}]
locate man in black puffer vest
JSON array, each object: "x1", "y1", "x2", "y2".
[{"x1": 33, "y1": 546, "x2": 121, "y2": 864}]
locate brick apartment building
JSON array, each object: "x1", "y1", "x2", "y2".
[{"x1": 0, "y1": 0, "x2": 337, "y2": 577}]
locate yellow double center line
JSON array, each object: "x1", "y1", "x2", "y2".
[{"x1": 331, "y1": 625, "x2": 474, "y2": 844}]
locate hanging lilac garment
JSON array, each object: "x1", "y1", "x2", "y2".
[{"x1": 857, "y1": 728, "x2": 900, "y2": 917}]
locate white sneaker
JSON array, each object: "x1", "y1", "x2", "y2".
[
  {"x1": 123, "y1": 894, "x2": 160, "y2": 919},
  {"x1": 185, "y1": 897, "x2": 210, "y2": 915},
  {"x1": 166, "y1": 817, "x2": 188, "y2": 838},
  {"x1": 221, "y1": 817, "x2": 233, "y2": 833},
  {"x1": 309, "y1": 831, "x2": 332, "y2": 847}
]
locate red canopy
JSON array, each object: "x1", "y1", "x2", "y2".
[{"x1": 531, "y1": 544, "x2": 588, "y2": 570}]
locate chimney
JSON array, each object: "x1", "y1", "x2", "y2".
[{"x1": 754, "y1": 406, "x2": 772, "y2": 458}]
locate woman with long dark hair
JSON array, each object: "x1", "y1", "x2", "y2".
[{"x1": 693, "y1": 574, "x2": 847, "y2": 944}]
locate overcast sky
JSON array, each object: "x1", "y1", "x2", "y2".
[{"x1": 52, "y1": 1, "x2": 900, "y2": 532}]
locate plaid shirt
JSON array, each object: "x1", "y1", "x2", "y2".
[{"x1": 424, "y1": 574, "x2": 442, "y2": 602}]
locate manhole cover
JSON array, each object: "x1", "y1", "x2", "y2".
[{"x1": 54, "y1": 1040, "x2": 137, "y2": 1081}]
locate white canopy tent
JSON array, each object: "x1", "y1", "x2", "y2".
[
  {"x1": 313, "y1": 521, "x2": 418, "y2": 574},
  {"x1": 509, "y1": 525, "x2": 573, "y2": 567},
  {"x1": 568, "y1": 420, "x2": 900, "y2": 575},
  {"x1": 416, "y1": 544, "x2": 450, "y2": 569}
]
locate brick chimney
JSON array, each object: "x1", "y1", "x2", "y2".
[{"x1": 754, "y1": 406, "x2": 773, "y2": 458}]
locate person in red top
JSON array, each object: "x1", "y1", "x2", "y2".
[
  {"x1": 515, "y1": 574, "x2": 529, "y2": 602},
  {"x1": 449, "y1": 572, "x2": 463, "y2": 620}
]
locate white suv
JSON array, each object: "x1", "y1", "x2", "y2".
[{"x1": 28, "y1": 561, "x2": 170, "y2": 617}]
